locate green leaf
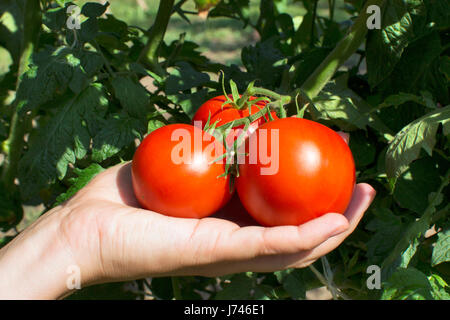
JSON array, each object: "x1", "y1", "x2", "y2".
[
  {"x1": 79, "y1": 17, "x2": 99, "y2": 43},
  {"x1": 208, "y1": 0, "x2": 250, "y2": 22},
  {"x1": 274, "y1": 269, "x2": 307, "y2": 300},
  {"x1": 54, "y1": 163, "x2": 105, "y2": 206},
  {"x1": 150, "y1": 277, "x2": 174, "y2": 300},
  {"x1": 431, "y1": 226, "x2": 450, "y2": 266},
  {"x1": 18, "y1": 84, "x2": 108, "y2": 199},
  {"x1": 96, "y1": 14, "x2": 130, "y2": 50},
  {"x1": 292, "y1": 48, "x2": 332, "y2": 88},
  {"x1": 16, "y1": 47, "x2": 103, "y2": 113},
  {"x1": 111, "y1": 76, "x2": 151, "y2": 118},
  {"x1": 167, "y1": 89, "x2": 209, "y2": 120},
  {"x1": 165, "y1": 62, "x2": 210, "y2": 95},
  {"x1": 0, "y1": 0, "x2": 25, "y2": 64},
  {"x1": 42, "y1": 7, "x2": 67, "y2": 31},
  {"x1": 366, "y1": 208, "x2": 406, "y2": 266},
  {"x1": 393, "y1": 157, "x2": 441, "y2": 213},
  {"x1": 376, "y1": 92, "x2": 437, "y2": 112},
  {"x1": 311, "y1": 77, "x2": 393, "y2": 136},
  {"x1": 16, "y1": 47, "x2": 77, "y2": 113},
  {"x1": 147, "y1": 119, "x2": 165, "y2": 134},
  {"x1": 81, "y1": 2, "x2": 109, "y2": 18},
  {"x1": 194, "y1": 0, "x2": 221, "y2": 11},
  {"x1": 381, "y1": 267, "x2": 433, "y2": 300},
  {"x1": 440, "y1": 56, "x2": 450, "y2": 82},
  {"x1": 385, "y1": 105, "x2": 450, "y2": 178},
  {"x1": 366, "y1": 0, "x2": 427, "y2": 88},
  {"x1": 349, "y1": 131, "x2": 376, "y2": 167},
  {"x1": 215, "y1": 273, "x2": 254, "y2": 300},
  {"x1": 423, "y1": 0, "x2": 450, "y2": 29},
  {"x1": 381, "y1": 170, "x2": 449, "y2": 280},
  {"x1": 377, "y1": 31, "x2": 448, "y2": 104},
  {"x1": 429, "y1": 274, "x2": 450, "y2": 300},
  {"x1": 92, "y1": 114, "x2": 146, "y2": 162},
  {"x1": 241, "y1": 38, "x2": 284, "y2": 89},
  {"x1": 0, "y1": 182, "x2": 23, "y2": 231}
]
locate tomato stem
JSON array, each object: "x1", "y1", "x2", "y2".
[
  {"x1": 138, "y1": 0, "x2": 175, "y2": 76},
  {"x1": 297, "y1": 0, "x2": 386, "y2": 100},
  {"x1": 1, "y1": 0, "x2": 41, "y2": 190}
]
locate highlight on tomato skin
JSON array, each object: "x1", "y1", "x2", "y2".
[
  {"x1": 235, "y1": 117, "x2": 356, "y2": 227},
  {"x1": 131, "y1": 124, "x2": 232, "y2": 219}
]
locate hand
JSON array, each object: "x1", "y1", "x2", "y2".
[{"x1": 0, "y1": 133, "x2": 376, "y2": 299}]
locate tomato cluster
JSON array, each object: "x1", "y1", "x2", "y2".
[{"x1": 132, "y1": 95, "x2": 356, "y2": 226}]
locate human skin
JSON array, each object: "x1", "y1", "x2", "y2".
[{"x1": 0, "y1": 134, "x2": 376, "y2": 299}]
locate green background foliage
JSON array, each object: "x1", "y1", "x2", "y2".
[{"x1": 0, "y1": 0, "x2": 448, "y2": 300}]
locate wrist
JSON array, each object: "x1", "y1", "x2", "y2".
[{"x1": 0, "y1": 206, "x2": 87, "y2": 299}]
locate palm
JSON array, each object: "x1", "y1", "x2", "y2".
[{"x1": 60, "y1": 160, "x2": 375, "y2": 283}]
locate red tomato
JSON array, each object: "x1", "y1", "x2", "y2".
[
  {"x1": 192, "y1": 95, "x2": 278, "y2": 147},
  {"x1": 236, "y1": 117, "x2": 356, "y2": 227},
  {"x1": 132, "y1": 124, "x2": 232, "y2": 218}
]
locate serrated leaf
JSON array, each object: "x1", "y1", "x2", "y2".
[
  {"x1": 381, "y1": 171, "x2": 449, "y2": 280},
  {"x1": 165, "y1": 61, "x2": 210, "y2": 95},
  {"x1": 381, "y1": 267, "x2": 433, "y2": 300},
  {"x1": 168, "y1": 88, "x2": 209, "y2": 119},
  {"x1": 111, "y1": 76, "x2": 151, "y2": 118},
  {"x1": 432, "y1": 227, "x2": 450, "y2": 266},
  {"x1": 241, "y1": 38, "x2": 284, "y2": 89},
  {"x1": 311, "y1": 78, "x2": 393, "y2": 135},
  {"x1": 366, "y1": 0, "x2": 427, "y2": 88},
  {"x1": 376, "y1": 92, "x2": 436, "y2": 112},
  {"x1": 92, "y1": 114, "x2": 146, "y2": 162},
  {"x1": 16, "y1": 47, "x2": 78, "y2": 113},
  {"x1": 18, "y1": 84, "x2": 108, "y2": 199},
  {"x1": 376, "y1": 31, "x2": 448, "y2": 104},
  {"x1": 16, "y1": 47, "x2": 103, "y2": 113},
  {"x1": 54, "y1": 163, "x2": 105, "y2": 206},
  {"x1": 385, "y1": 105, "x2": 450, "y2": 178}
]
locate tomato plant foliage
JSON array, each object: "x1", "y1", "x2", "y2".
[{"x1": 0, "y1": 0, "x2": 449, "y2": 299}]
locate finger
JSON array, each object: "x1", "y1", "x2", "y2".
[
  {"x1": 211, "y1": 212, "x2": 349, "y2": 263},
  {"x1": 72, "y1": 162, "x2": 140, "y2": 207},
  {"x1": 337, "y1": 131, "x2": 349, "y2": 144},
  {"x1": 285, "y1": 183, "x2": 376, "y2": 266}
]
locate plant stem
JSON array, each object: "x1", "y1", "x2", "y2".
[
  {"x1": 328, "y1": 0, "x2": 335, "y2": 21},
  {"x1": 298, "y1": 0, "x2": 386, "y2": 100},
  {"x1": 1, "y1": 0, "x2": 41, "y2": 189},
  {"x1": 138, "y1": 0, "x2": 175, "y2": 75},
  {"x1": 250, "y1": 87, "x2": 291, "y2": 104},
  {"x1": 310, "y1": 0, "x2": 318, "y2": 47},
  {"x1": 171, "y1": 277, "x2": 182, "y2": 300}
]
